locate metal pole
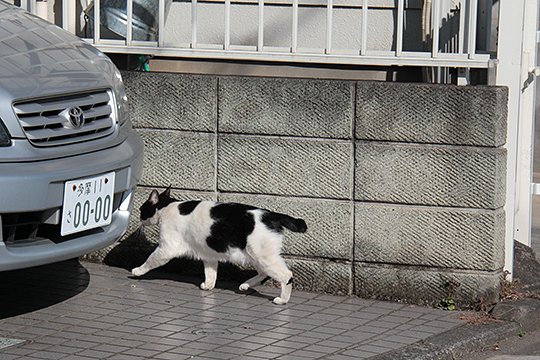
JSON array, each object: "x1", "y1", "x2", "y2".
[
  {"x1": 361, "y1": 0, "x2": 368, "y2": 55},
  {"x1": 326, "y1": 0, "x2": 333, "y2": 54},
  {"x1": 192, "y1": 0, "x2": 197, "y2": 48},
  {"x1": 258, "y1": 0, "x2": 264, "y2": 51},
  {"x1": 396, "y1": 0, "x2": 404, "y2": 57},
  {"x1": 496, "y1": 0, "x2": 527, "y2": 278},
  {"x1": 292, "y1": 0, "x2": 298, "y2": 53},
  {"x1": 224, "y1": 0, "x2": 231, "y2": 50},
  {"x1": 158, "y1": 0, "x2": 165, "y2": 47}
]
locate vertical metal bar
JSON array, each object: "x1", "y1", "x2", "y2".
[
  {"x1": 292, "y1": 0, "x2": 298, "y2": 53},
  {"x1": 192, "y1": 0, "x2": 198, "y2": 48},
  {"x1": 326, "y1": 0, "x2": 333, "y2": 54},
  {"x1": 224, "y1": 0, "x2": 231, "y2": 50},
  {"x1": 396, "y1": 0, "x2": 404, "y2": 56},
  {"x1": 258, "y1": 0, "x2": 264, "y2": 51},
  {"x1": 496, "y1": 0, "x2": 526, "y2": 277},
  {"x1": 458, "y1": 0, "x2": 466, "y2": 54},
  {"x1": 431, "y1": 0, "x2": 440, "y2": 58},
  {"x1": 94, "y1": 0, "x2": 101, "y2": 44},
  {"x1": 361, "y1": 0, "x2": 368, "y2": 55},
  {"x1": 28, "y1": 0, "x2": 35, "y2": 14},
  {"x1": 126, "y1": 0, "x2": 133, "y2": 45},
  {"x1": 468, "y1": 0, "x2": 478, "y2": 58},
  {"x1": 158, "y1": 0, "x2": 165, "y2": 47},
  {"x1": 62, "y1": 0, "x2": 77, "y2": 33}
]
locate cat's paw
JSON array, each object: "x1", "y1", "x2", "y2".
[
  {"x1": 239, "y1": 283, "x2": 250, "y2": 291},
  {"x1": 200, "y1": 282, "x2": 215, "y2": 291},
  {"x1": 131, "y1": 267, "x2": 145, "y2": 277},
  {"x1": 272, "y1": 297, "x2": 288, "y2": 305}
]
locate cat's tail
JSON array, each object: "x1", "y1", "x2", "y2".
[{"x1": 264, "y1": 212, "x2": 308, "y2": 233}]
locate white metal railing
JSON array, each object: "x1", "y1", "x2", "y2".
[{"x1": 12, "y1": 0, "x2": 493, "y2": 79}]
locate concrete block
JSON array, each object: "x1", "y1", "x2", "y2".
[
  {"x1": 122, "y1": 71, "x2": 217, "y2": 132},
  {"x1": 354, "y1": 263, "x2": 502, "y2": 307},
  {"x1": 219, "y1": 77, "x2": 353, "y2": 138},
  {"x1": 219, "y1": 193, "x2": 353, "y2": 259},
  {"x1": 218, "y1": 135, "x2": 353, "y2": 199},
  {"x1": 138, "y1": 129, "x2": 216, "y2": 191},
  {"x1": 356, "y1": 82, "x2": 508, "y2": 147},
  {"x1": 287, "y1": 257, "x2": 352, "y2": 295},
  {"x1": 355, "y1": 204, "x2": 505, "y2": 271},
  {"x1": 355, "y1": 142, "x2": 506, "y2": 208}
]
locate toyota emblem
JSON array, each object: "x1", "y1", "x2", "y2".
[{"x1": 67, "y1": 106, "x2": 85, "y2": 129}]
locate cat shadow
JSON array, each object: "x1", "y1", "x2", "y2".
[
  {"x1": 107, "y1": 228, "x2": 276, "y2": 302},
  {"x1": 128, "y1": 268, "x2": 275, "y2": 302}
]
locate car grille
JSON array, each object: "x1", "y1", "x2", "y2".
[
  {"x1": 1, "y1": 194, "x2": 122, "y2": 245},
  {"x1": 13, "y1": 90, "x2": 116, "y2": 147}
]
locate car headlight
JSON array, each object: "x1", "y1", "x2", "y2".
[
  {"x1": 0, "y1": 120, "x2": 11, "y2": 146},
  {"x1": 112, "y1": 68, "x2": 129, "y2": 125}
]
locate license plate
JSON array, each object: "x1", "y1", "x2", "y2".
[{"x1": 61, "y1": 172, "x2": 116, "y2": 236}]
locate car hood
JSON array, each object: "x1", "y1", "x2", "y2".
[{"x1": 0, "y1": 3, "x2": 115, "y2": 102}]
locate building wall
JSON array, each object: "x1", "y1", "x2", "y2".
[{"x1": 88, "y1": 71, "x2": 508, "y2": 307}]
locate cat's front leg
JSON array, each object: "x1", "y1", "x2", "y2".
[
  {"x1": 200, "y1": 260, "x2": 218, "y2": 290},
  {"x1": 131, "y1": 246, "x2": 173, "y2": 277}
]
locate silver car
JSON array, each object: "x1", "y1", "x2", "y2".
[{"x1": 0, "y1": 2, "x2": 144, "y2": 270}]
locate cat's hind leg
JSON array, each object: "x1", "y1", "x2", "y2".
[
  {"x1": 239, "y1": 270, "x2": 269, "y2": 291},
  {"x1": 200, "y1": 260, "x2": 218, "y2": 290},
  {"x1": 257, "y1": 256, "x2": 293, "y2": 305},
  {"x1": 131, "y1": 246, "x2": 174, "y2": 277}
]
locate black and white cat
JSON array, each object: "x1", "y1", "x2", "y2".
[{"x1": 131, "y1": 188, "x2": 307, "y2": 305}]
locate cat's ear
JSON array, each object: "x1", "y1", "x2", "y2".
[
  {"x1": 163, "y1": 186, "x2": 172, "y2": 198},
  {"x1": 149, "y1": 190, "x2": 159, "y2": 205}
]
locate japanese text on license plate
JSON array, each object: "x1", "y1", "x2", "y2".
[{"x1": 61, "y1": 172, "x2": 115, "y2": 236}]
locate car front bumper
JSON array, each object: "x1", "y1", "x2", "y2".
[{"x1": 0, "y1": 131, "x2": 144, "y2": 271}]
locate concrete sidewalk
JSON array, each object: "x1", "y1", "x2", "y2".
[{"x1": 0, "y1": 260, "x2": 466, "y2": 360}]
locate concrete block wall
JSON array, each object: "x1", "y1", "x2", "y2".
[{"x1": 91, "y1": 71, "x2": 508, "y2": 307}]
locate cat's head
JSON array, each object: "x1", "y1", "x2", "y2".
[{"x1": 139, "y1": 186, "x2": 175, "y2": 226}]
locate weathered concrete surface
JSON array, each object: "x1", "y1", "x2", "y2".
[
  {"x1": 355, "y1": 142, "x2": 506, "y2": 208},
  {"x1": 354, "y1": 263, "x2": 502, "y2": 306},
  {"x1": 355, "y1": 204, "x2": 505, "y2": 270},
  {"x1": 356, "y1": 81, "x2": 508, "y2": 147},
  {"x1": 123, "y1": 71, "x2": 217, "y2": 132},
  {"x1": 219, "y1": 77, "x2": 354, "y2": 138},
  {"x1": 138, "y1": 130, "x2": 216, "y2": 191},
  {"x1": 218, "y1": 135, "x2": 352, "y2": 199}
]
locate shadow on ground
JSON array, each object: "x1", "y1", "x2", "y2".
[
  {"x1": 0, "y1": 259, "x2": 89, "y2": 319},
  {"x1": 101, "y1": 228, "x2": 273, "y2": 300}
]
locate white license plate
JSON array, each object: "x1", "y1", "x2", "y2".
[{"x1": 61, "y1": 172, "x2": 116, "y2": 236}]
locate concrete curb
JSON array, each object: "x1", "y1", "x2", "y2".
[
  {"x1": 370, "y1": 321, "x2": 519, "y2": 360},
  {"x1": 371, "y1": 299, "x2": 540, "y2": 360}
]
